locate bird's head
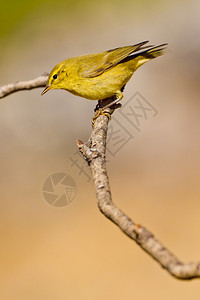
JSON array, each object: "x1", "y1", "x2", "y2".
[{"x1": 41, "y1": 62, "x2": 68, "y2": 95}]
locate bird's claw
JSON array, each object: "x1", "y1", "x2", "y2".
[{"x1": 92, "y1": 109, "x2": 112, "y2": 128}]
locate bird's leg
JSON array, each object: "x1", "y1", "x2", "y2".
[
  {"x1": 94, "y1": 99, "x2": 104, "y2": 112},
  {"x1": 92, "y1": 91, "x2": 123, "y2": 127},
  {"x1": 102, "y1": 91, "x2": 123, "y2": 110}
]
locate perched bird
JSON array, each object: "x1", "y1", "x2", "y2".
[{"x1": 42, "y1": 41, "x2": 167, "y2": 110}]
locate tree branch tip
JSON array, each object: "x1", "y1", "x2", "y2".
[{"x1": 76, "y1": 139, "x2": 84, "y2": 148}]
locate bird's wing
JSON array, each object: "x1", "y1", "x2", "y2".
[{"x1": 79, "y1": 41, "x2": 151, "y2": 78}]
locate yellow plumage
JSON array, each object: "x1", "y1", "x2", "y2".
[{"x1": 42, "y1": 41, "x2": 167, "y2": 103}]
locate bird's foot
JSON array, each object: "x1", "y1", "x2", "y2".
[
  {"x1": 92, "y1": 109, "x2": 112, "y2": 128},
  {"x1": 92, "y1": 94, "x2": 122, "y2": 127}
]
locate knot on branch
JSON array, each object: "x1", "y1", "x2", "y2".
[
  {"x1": 76, "y1": 139, "x2": 102, "y2": 165},
  {"x1": 133, "y1": 225, "x2": 154, "y2": 244}
]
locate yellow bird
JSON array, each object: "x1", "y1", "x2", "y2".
[{"x1": 42, "y1": 41, "x2": 167, "y2": 109}]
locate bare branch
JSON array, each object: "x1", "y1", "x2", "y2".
[
  {"x1": 1, "y1": 76, "x2": 199, "y2": 279},
  {"x1": 0, "y1": 75, "x2": 48, "y2": 98},
  {"x1": 77, "y1": 107, "x2": 200, "y2": 280}
]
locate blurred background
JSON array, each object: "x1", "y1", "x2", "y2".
[{"x1": 0, "y1": 0, "x2": 200, "y2": 299}]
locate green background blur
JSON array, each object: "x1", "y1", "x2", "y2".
[{"x1": 0, "y1": 0, "x2": 200, "y2": 299}]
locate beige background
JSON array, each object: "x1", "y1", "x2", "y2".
[{"x1": 0, "y1": 0, "x2": 200, "y2": 299}]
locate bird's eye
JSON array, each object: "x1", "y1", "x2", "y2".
[{"x1": 53, "y1": 74, "x2": 57, "y2": 80}]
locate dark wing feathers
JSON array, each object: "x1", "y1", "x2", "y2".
[
  {"x1": 122, "y1": 43, "x2": 168, "y2": 63},
  {"x1": 80, "y1": 41, "x2": 153, "y2": 78}
]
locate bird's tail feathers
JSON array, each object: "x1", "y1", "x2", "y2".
[
  {"x1": 127, "y1": 43, "x2": 168, "y2": 70},
  {"x1": 140, "y1": 43, "x2": 168, "y2": 59}
]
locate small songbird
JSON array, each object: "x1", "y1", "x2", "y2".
[{"x1": 42, "y1": 41, "x2": 167, "y2": 109}]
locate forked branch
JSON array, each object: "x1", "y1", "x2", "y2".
[
  {"x1": 77, "y1": 106, "x2": 200, "y2": 280},
  {"x1": 0, "y1": 78, "x2": 200, "y2": 279}
]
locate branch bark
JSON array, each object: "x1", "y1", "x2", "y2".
[
  {"x1": 77, "y1": 107, "x2": 200, "y2": 280},
  {"x1": 0, "y1": 75, "x2": 47, "y2": 98},
  {"x1": 0, "y1": 77, "x2": 200, "y2": 280}
]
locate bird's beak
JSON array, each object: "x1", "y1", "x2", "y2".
[{"x1": 41, "y1": 85, "x2": 52, "y2": 95}]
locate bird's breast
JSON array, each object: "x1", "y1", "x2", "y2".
[{"x1": 64, "y1": 65, "x2": 133, "y2": 100}]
